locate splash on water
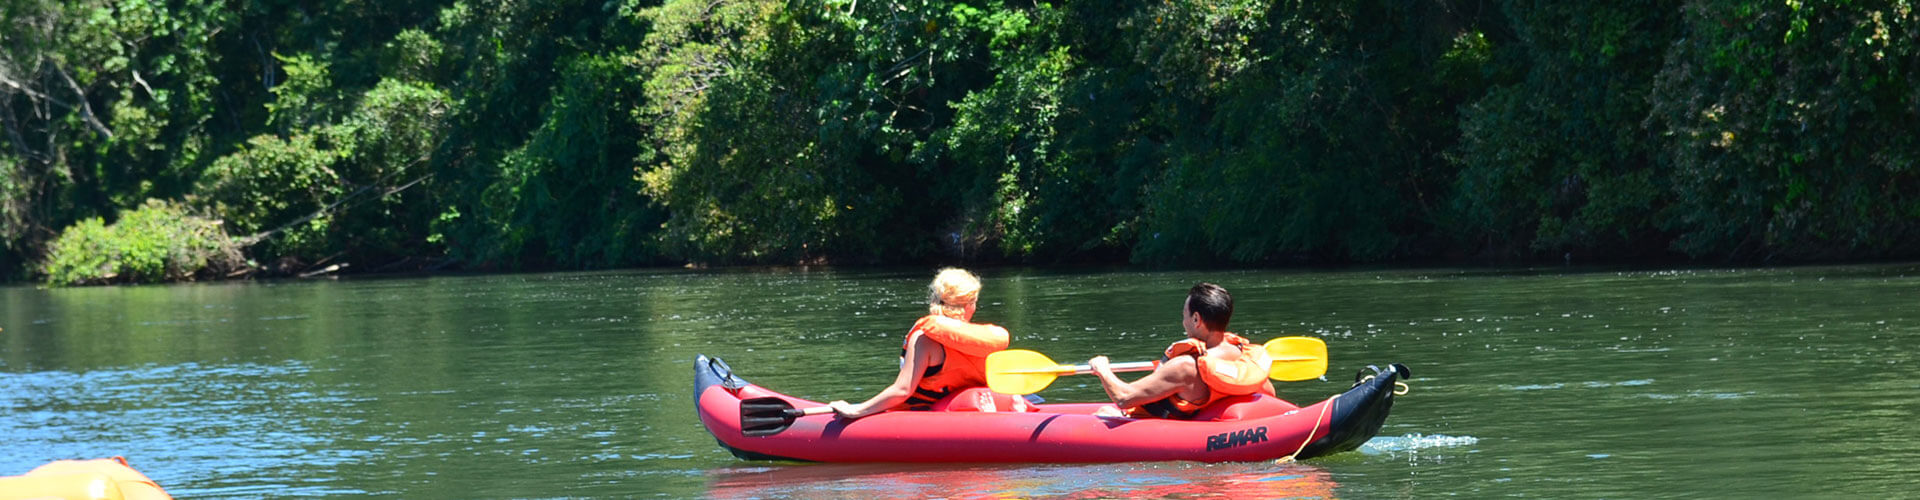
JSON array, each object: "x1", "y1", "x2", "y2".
[{"x1": 1360, "y1": 433, "x2": 1480, "y2": 453}]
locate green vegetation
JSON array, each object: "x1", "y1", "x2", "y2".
[
  {"x1": 4, "y1": 1, "x2": 1919, "y2": 284},
  {"x1": 40, "y1": 199, "x2": 242, "y2": 285}
]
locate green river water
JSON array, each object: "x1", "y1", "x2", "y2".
[{"x1": 3, "y1": 265, "x2": 1916, "y2": 498}]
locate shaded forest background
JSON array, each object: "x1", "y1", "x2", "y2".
[{"x1": 3, "y1": 0, "x2": 1918, "y2": 284}]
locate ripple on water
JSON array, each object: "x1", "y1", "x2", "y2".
[
  {"x1": 1502, "y1": 379, "x2": 1655, "y2": 391},
  {"x1": 1635, "y1": 390, "x2": 1754, "y2": 400}
]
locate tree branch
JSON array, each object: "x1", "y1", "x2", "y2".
[
  {"x1": 131, "y1": 69, "x2": 156, "y2": 100},
  {"x1": 52, "y1": 63, "x2": 112, "y2": 139},
  {"x1": 239, "y1": 171, "x2": 438, "y2": 246},
  {"x1": 0, "y1": 74, "x2": 57, "y2": 102}
]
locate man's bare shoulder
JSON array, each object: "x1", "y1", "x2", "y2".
[{"x1": 1156, "y1": 355, "x2": 1200, "y2": 382}]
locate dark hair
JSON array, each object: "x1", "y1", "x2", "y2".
[{"x1": 1186, "y1": 282, "x2": 1233, "y2": 332}]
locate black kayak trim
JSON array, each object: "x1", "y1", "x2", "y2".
[
  {"x1": 1293, "y1": 362, "x2": 1410, "y2": 459},
  {"x1": 694, "y1": 354, "x2": 808, "y2": 461}
]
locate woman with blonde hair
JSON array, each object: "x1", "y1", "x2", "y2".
[{"x1": 829, "y1": 268, "x2": 1010, "y2": 419}]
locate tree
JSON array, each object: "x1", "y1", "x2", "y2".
[{"x1": 1648, "y1": 1, "x2": 1920, "y2": 261}]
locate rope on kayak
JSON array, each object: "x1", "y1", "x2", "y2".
[
  {"x1": 1275, "y1": 393, "x2": 1338, "y2": 464},
  {"x1": 1274, "y1": 373, "x2": 1413, "y2": 463},
  {"x1": 1359, "y1": 372, "x2": 1414, "y2": 396}
]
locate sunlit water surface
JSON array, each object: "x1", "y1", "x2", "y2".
[{"x1": 3, "y1": 265, "x2": 1915, "y2": 497}]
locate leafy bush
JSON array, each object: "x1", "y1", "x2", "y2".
[
  {"x1": 636, "y1": 0, "x2": 867, "y2": 264},
  {"x1": 320, "y1": 79, "x2": 453, "y2": 261},
  {"x1": 479, "y1": 56, "x2": 657, "y2": 267},
  {"x1": 41, "y1": 200, "x2": 244, "y2": 286},
  {"x1": 195, "y1": 133, "x2": 345, "y2": 259}
]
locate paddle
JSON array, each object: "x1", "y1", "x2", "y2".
[
  {"x1": 1263, "y1": 336, "x2": 1331, "y2": 382},
  {"x1": 986, "y1": 336, "x2": 1330, "y2": 395},
  {"x1": 740, "y1": 397, "x2": 834, "y2": 437}
]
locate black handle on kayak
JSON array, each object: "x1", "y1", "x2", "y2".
[
  {"x1": 740, "y1": 397, "x2": 834, "y2": 437},
  {"x1": 1352, "y1": 363, "x2": 1413, "y2": 384}
]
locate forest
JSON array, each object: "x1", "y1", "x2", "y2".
[{"x1": 3, "y1": 0, "x2": 1918, "y2": 284}]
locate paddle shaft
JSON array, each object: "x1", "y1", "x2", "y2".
[
  {"x1": 987, "y1": 337, "x2": 1328, "y2": 395},
  {"x1": 791, "y1": 406, "x2": 834, "y2": 417},
  {"x1": 1063, "y1": 360, "x2": 1157, "y2": 376},
  {"x1": 1071, "y1": 354, "x2": 1316, "y2": 376},
  {"x1": 1000, "y1": 360, "x2": 1158, "y2": 376}
]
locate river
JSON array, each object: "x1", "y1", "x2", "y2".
[{"x1": 3, "y1": 265, "x2": 1916, "y2": 498}]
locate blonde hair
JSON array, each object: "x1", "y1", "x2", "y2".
[{"x1": 927, "y1": 268, "x2": 982, "y2": 319}]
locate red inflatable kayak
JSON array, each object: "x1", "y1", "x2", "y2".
[{"x1": 694, "y1": 354, "x2": 1408, "y2": 463}]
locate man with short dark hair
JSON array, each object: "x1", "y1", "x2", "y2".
[{"x1": 1089, "y1": 282, "x2": 1277, "y2": 419}]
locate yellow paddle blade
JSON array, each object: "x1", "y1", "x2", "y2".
[
  {"x1": 986, "y1": 349, "x2": 1073, "y2": 395},
  {"x1": 1263, "y1": 336, "x2": 1329, "y2": 381}
]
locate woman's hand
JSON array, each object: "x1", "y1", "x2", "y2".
[
  {"x1": 1087, "y1": 355, "x2": 1111, "y2": 374},
  {"x1": 828, "y1": 400, "x2": 860, "y2": 419}
]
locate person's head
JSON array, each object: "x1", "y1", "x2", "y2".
[
  {"x1": 927, "y1": 268, "x2": 982, "y2": 320},
  {"x1": 1182, "y1": 282, "x2": 1233, "y2": 338}
]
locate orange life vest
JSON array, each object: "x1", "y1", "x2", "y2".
[
  {"x1": 1133, "y1": 332, "x2": 1273, "y2": 419},
  {"x1": 901, "y1": 315, "x2": 1010, "y2": 409}
]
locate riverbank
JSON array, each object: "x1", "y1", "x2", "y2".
[{"x1": 19, "y1": 248, "x2": 1920, "y2": 290}]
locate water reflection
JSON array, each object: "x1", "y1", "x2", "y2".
[{"x1": 707, "y1": 461, "x2": 1339, "y2": 499}]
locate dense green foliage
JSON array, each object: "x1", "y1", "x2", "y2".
[
  {"x1": 5, "y1": 1, "x2": 1919, "y2": 283},
  {"x1": 39, "y1": 198, "x2": 241, "y2": 285}
]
